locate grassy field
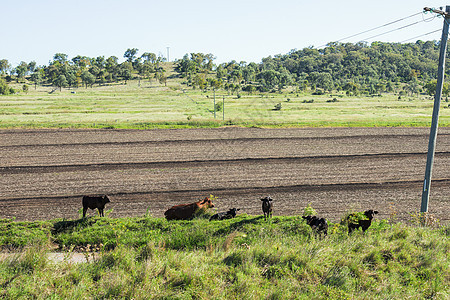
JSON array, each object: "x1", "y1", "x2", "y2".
[
  {"x1": 0, "y1": 210, "x2": 449, "y2": 299},
  {"x1": 1, "y1": 69, "x2": 449, "y2": 128}
]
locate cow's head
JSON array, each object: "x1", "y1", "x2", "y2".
[
  {"x1": 103, "y1": 195, "x2": 111, "y2": 204},
  {"x1": 260, "y1": 196, "x2": 273, "y2": 202},
  {"x1": 364, "y1": 210, "x2": 378, "y2": 219},
  {"x1": 302, "y1": 215, "x2": 317, "y2": 225},
  {"x1": 199, "y1": 197, "x2": 214, "y2": 208},
  {"x1": 227, "y1": 208, "x2": 240, "y2": 216}
]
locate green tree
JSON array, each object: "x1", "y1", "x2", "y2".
[
  {"x1": 30, "y1": 68, "x2": 44, "y2": 89},
  {"x1": 80, "y1": 71, "x2": 95, "y2": 88},
  {"x1": 14, "y1": 61, "x2": 28, "y2": 82},
  {"x1": 0, "y1": 77, "x2": 12, "y2": 95},
  {"x1": 124, "y1": 48, "x2": 139, "y2": 63},
  {"x1": 424, "y1": 80, "x2": 437, "y2": 96},
  {"x1": 0, "y1": 59, "x2": 10, "y2": 75},
  {"x1": 208, "y1": 78, "x2": 222, "y2": 91},
  {"x1": 105, "y1": 56, "x2": 119, "y2": 82},
  {"x1": 158, "y1": 70, "x2": 167, "y2": 86},
  {"x1": 27, "y1": 61, "x2": 36, "y2": 73},
  {"x1": 258, "y1": 69, "x2": 279, "y2": 91},
  {"x1": 53, "y1": 53, "x2": 68, "y2": 64},
  {"x1": 66, "y1": 71, "x2": 77, "y2": 88},
  {"x1": 119, "y1": 62, "x2": 133, "y2": 84},
  {"x1": 344, "y1": 82, "x2": 359, "y2": 95},
  {"x1": 141, "y1": 52, "x2": 157, "y2": 63},
  {"x1": 54, "y1": 75, "x2": 68, "y2": 91}
]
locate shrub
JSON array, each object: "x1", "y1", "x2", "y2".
[
  {"x1": 303, "y1": 204, "x2": 317, "y2": 216},
  {"x1": 214, "y1": 101, "x2": 223, "y2": 112},
  {"x1": 0, "y1": 77, "x2": 12, "y2": 95}
]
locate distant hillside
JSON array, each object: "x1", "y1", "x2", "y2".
[{"x1": 0, "y1": 41, "x2": 447, "y2": 97}]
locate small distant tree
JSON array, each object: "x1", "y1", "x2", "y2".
[
  {"x1": 119, "y1": 61, "x2": 133, "y2": 84},
  {"x1": 124, "y1": 48, "x2": 139, "y2": 63},
  {"x1": 158, "y1": 71, "x2": 167, "y2": 86},
  {"x1": 54, "y1": 74, "x2": 68, "y2": 91},
  {"x1": 80, "y1": 71, "x2": 95, "y2": 88},
  {"x1": 22, "y1": 84, "x2": 29, "y2": 93},
  {"x1": 0, "y1": 77, "x2": 14, "y2": 95},
  {"x1": 15, "y1": 61, "x2": 28, "y2": 82},
  {"x1": 66, "y1": 72, "x2": 77, "y2": 88},
  {"x1": 27, "y1": 61, "x2": 36, "y2": 73},
  {"x1": 30, "y1": 69, "x2": 43, "y2": 89},
  {"x1": 0, "y1": 59, "x2": 10, "y2": 75},
  {"x1": 208, "y1": 77, "x2": 222, "y2": 91},
  {"x1": 0, "y1": 77, "x2": 10, "y2": 95}
]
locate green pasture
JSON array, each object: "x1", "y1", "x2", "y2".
[
  {"x1": 1, "y1": 79, "x2": 449, "y2": 129},
  {"x1": 0, "y1": 213, "x2": 449, "y2": 299}
]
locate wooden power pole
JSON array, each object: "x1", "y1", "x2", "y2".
[{"x1": 421, "y1": 6, "x2": 450, "y2": 213}]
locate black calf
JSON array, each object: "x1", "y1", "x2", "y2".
[
  {"x1": 347, "y1": 210, "x2": 379, "y2": 234},
  {"x1": 210, "y1": 208, "x2": 240, "y2": 221},
  {"x1": 302, "y1": 215, "x2": 328, "y2": 236}
]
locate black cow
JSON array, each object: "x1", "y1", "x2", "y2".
[
  {"x1": 302, "y1": 215, "x2": 328, "y2": 236},
  {"x1": 261, "y1": 196, "x2": 273, "y2": 220},
  {"x1": 347, "y1": 210, "x2": 379, "y2": 234},
  {"x1": 82, "y1": 195, "x2": 111, "y2": 218},
  {"x1": 209, "y1": 208, "x2": 240, "y2": 221}
]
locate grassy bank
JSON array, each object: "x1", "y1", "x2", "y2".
[
  {"x1": 0, "y1": 214, "x2": 449, "y2": 299},
  {"x1": 1, "y1": 79, "x2": 449, "y2": 129}
]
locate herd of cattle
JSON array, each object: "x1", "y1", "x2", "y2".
[{"x1": 81, "y1": 195, "x2": 379, "y2": 235}]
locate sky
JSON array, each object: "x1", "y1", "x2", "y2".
[{"x1": 2, "y1": 0, "x2": 450, "y2": 67}]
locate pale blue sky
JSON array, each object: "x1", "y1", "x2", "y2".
[{"x1": 1, "y1": 1, "x2": 449, "y2": 67}]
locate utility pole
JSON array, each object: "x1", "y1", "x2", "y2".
[
  {"x1": 166, "y1": 47, "x2": 170, "y2": 62},
  {"x1": 213, "y1": 88, "x2": 216, "y2": 119},
  {"x1": 223, "y1": 96, "x2": 225, "y2": 121},
  {"x1": 420, "y1": 6, "x2": 450, "y2": 214}
]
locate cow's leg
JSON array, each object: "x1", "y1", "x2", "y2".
[
  {"x1": 83, "y1": 207, "x2": 87, "y2": 218},
  {"x1": 99, "y1": 208, "x2": 104, "y2": 217}
]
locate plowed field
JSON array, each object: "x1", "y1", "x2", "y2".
[{"x1": 1, "y1": 127, "x2": 449, "y2": 223}]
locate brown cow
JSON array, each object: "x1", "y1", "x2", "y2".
[
  {"x1": 82, "y1": 195, "x2": 111, "y2": 218},
  {"x1": 164, "y1": 197, "x2": 215, "y2": 220}
]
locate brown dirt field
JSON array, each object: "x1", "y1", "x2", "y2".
[{"x1": 0, "y1": 127, "x2": 449, "y2": 224}]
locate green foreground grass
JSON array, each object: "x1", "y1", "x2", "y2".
[
  {"x1": 1, "y1": 77, "x2": 450, "y2": 129},
  {"x1": 0, "y1": 214, "x2": 449, "y2": 299}
]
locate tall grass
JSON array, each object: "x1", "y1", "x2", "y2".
[{"x1": 0, "y1": 215, "x2": 449, "y2": 299}]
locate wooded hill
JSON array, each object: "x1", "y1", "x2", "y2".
[{"x1": 0, "y1": 41, "x2": 447, "y2": 96}]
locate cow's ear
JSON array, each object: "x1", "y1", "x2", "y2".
[{"x1": 374, "y1": 211, "x2": 379, "y2": 214}]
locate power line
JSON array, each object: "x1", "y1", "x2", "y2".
[
  {"x1": 318, "y1": 11, "x2": 423, "y2": 48},
  {"x1": 358, "y1": 16, "x2": 436, "y2": 42},
  {"x1": 400, "y1": 29, "x2": 442, "y2": 43}
]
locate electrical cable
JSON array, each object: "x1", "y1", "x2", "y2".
[
  {"x1": 399, "y1": 29, "x2": 442, "y2": 43},
  {"x1": 317, "y1": 11, "x2": 423, "y2": 48},
  {"x1": 358, "y1": 16, "x2": 436, "y2": 42}
]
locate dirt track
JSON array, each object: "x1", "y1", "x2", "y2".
[{"x1": 0, "y1": 127, "x2": 449, "y2": 223}]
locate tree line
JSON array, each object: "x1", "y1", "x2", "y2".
[
  {"x1": 0, "y1": 41, "x2": 447, "y2": 96},
  {"x1": 0, "y1": 48, "x2": 167, "y2": 94},
  {"x1": 176, "y1": 41, "x2": 447, "y2": 97}
]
